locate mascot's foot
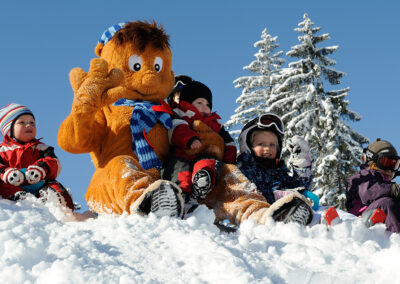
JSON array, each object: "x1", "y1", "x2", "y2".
[
  {"x1": 269, "y1": 193, "x2": 313, "y2": 226},
  {"x1": 134, "y1": 180, "x2": 184, "y2": 218}
]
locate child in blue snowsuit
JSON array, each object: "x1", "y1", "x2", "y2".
[
  {"x1": 346, "y1": 138, "x2": 400, "y2": 233},
  {"x1": 236, "y1": 113, "x2": 314, "y2": 225}
]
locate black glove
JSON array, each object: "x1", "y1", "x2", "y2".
[{"x1": 391, "y1": 184, "x2": 400, "y2": 199}]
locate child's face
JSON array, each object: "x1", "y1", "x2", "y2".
[
  {"x1": 12, "y1": 114, "x2": 36, "y2": 143},
  {"x1": 192, "y1": 98, "x2": 211, "y2": 116},
  {"x1": 172, "y1": 91, "x2": 180, "y2": 104},
  {"x1": 251, "y1": 130, "x2": 278, "y2": 159}
]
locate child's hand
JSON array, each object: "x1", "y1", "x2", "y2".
[
  {"x1": 25, "y1": 165, "x2": 46, "y2": 184},
  {"x1": 2, "y1": 168, "x2": 24, "y2": 186},
  {"x1": 288, "y1": 135, "x2": 312, "y2": 168},
  {"x1": 190, "y1": 139, "x2": 202, "y2": 149}
]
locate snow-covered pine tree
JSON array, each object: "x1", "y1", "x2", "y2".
[
  {"x1": 225, "y1": 28, "x2": 284, "y2": 143},
  {"x1": 272, "y1": 14, "x2": 368, "y2": 208}
]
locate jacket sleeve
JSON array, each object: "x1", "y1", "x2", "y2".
[
  {"x1": 170, "y1": 118, "x2": 200, "y2": 149},
  {"x1": 0, "y1": 155, "x2": 9, "y2": 182},
  {"x1": 219, "y1": 126, "x2": 237, "y2": 163},
  {"x1": 34, "y1": 144, "x2": 61, "y2": 180},
  {"x1": 355, "y1": 171, "x2": 392, "y2": 205}
]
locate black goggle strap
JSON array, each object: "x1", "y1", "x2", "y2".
[{"x1": 362, "y1": 148, "x2": 376, "y2": 164}]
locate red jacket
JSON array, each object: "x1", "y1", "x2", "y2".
[
  {"x1": 0, "y1": 136, "x2": 61, "y2": 197},
  {"x1": 169, "y1": 101, "x2": 237, "y2": 163}
]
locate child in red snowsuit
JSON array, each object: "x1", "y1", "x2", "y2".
[
  {"x1": 0, "y1": 103, "x2": 74, "y2": 210},
  {"x1": 161, "y1": 80, "x2": 236, "y2": 202}
]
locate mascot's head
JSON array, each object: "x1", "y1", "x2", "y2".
[{"x1": 95, "y1": 21, "x2": 175, "y2": 102}]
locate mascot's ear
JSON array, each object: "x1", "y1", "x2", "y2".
[{"x1": 95, "y1": 43, "x2": 104, "y2": 57}]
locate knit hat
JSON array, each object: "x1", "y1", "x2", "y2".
[
  {"x1": 0, "y1": 103, "x2": 34, "y2": 137},
  {"x1": 179, "y1": 81, "x2": 213, "y2": 110},
  {"x1": 362, "y1": 138, "x2": 398, "y2": 166},
  {"x1": 167, "y1": 75, "x2": 193, "y2": 105}
]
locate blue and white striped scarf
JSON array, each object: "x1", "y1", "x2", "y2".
[{"x1": 114, "y1": 99, "x2": 172, "y2": 170}]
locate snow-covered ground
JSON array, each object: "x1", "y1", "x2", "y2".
[{"x1": 1, "y1": 195, "x2": 399, "y2": 284}]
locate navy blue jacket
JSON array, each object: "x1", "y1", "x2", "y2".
[{"x1": 236, "y1": 152, "x2": 310, "y2": 204}]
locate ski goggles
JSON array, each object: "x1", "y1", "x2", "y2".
[
  {"x1": 376, "y1": 156, "x2": 400, "y2": 171},
  {"x1": 257, "y1": 113, "x2": 284, "y2": 135}
]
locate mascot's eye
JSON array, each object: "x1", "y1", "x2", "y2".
[
  {"x1": 154, "y1": 57, "x2": 163, "y2": 73},
  {"x1": 128, "y1": 55, "x2": 143, "y2": 72}
]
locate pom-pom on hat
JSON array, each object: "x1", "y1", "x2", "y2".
[
  {"x1": 179, "y1": 81, "x2": 213, "y2": 110},
  {"x1": 0, "y1": 103, "x2": 34, "y2": 137}
]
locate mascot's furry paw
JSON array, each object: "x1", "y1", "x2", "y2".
[
  {"x1": 70, "y1": 58, "x2": 125, "y2": 112},
  {"x1": 133, "y1": 180, "x2": 184, "y2": 218},
  {"x1": 184, "y1": 120, "x2": 224, "y2": 160}
]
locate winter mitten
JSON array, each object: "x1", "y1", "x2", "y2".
[
  {"x1": 391, "y1": 183, "x2": 400, "y2": 199},
  {"x1": 2, "y1": 168, "x2": 24, "y2": 186},
  {"x1": 25, "y1": 165, "x2": 46, "y2": 184},
  {"x1": 288, "y1": 135, "x2": 312, "y2": 169},
  {"x1": 291, "y1": 166, "x2": 312, "y2": 180}
]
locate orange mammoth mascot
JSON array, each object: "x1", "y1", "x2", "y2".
[{"x1": 58, "y1": 21, "x2": 281, "y2": 225}]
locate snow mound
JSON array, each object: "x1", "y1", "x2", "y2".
[{"x1": 0, "y1": 198, "x2": 399, "y2": 284}]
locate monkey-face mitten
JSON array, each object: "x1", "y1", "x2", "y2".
[{"x1": 288, "y1": 135, "x2": 311, "y2": 168}]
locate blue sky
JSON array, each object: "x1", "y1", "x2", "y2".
[{"x1": 1, "y1": 1, "x2": 399, "y2": 211}]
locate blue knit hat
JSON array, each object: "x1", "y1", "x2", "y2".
[
  {"x1": 0, "y1": 103, "x2": 34, "y2": 137},
  {"x1": 98, "y1": 22, "x2": 129, "y2": 45}
]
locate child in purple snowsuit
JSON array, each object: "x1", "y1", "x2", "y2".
[{"x1": 346, "y1": 138, "x2": 400, "y2": 233}]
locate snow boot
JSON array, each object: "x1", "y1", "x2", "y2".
[
  {"x1": 37, "y1": 181, "x2": 75, "y2": 210},
  {"x1": 320, "y1": 206, "x2": 342, "y2": 226},
  {"x1": 272, "y1": 195, "x2": 313, "y2": 225},
  {"x1": 8, "y1": 191, "x2": 28, "y2": 201},
  {"x1": 136, "y1": 180, "x2": 184, "y2": 218},
  {"x1": 192, "y1": 169, "x2": 213, "y2": 200},
  {"x1": 361, "y1": 208, "x2": 386, "y2": 228}
]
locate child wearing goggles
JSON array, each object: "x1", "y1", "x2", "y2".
[
  {"x1": 236, "y1": 113, "x2": 314, "y2": 225},
  {"x1": 346, "y1": 138, "x2": 400, "y2": 233}
]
